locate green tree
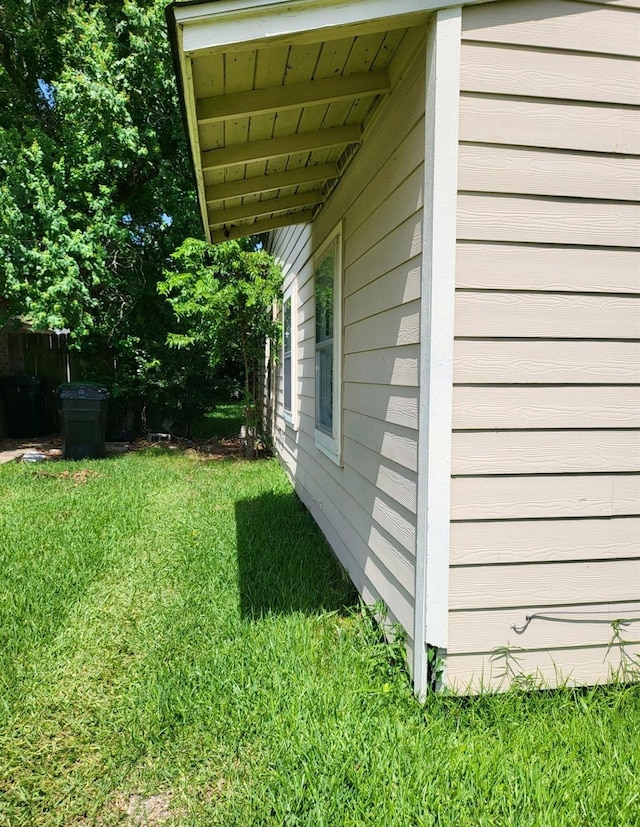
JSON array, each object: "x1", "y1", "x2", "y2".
[
  {"x1": 159, "y1": 237, "x2": 283, "y2": 457},
  {"x1": 0, "y1": 0, "x2": 205, "y2": 429}
]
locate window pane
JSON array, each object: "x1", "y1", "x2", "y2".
[
  {"x1": 316, "y1": 343, "x2": 333, "y2": 432},
  {"x1": 314, "y1": 229, "x2": 340, "y2": 453},
  {"x1": 283, "y1": 298, "x2": 291, "y2": 353},
  {"x1": 284, "y1": 353, "x2": 292, "y2": 412},
  {"x1": 283, "y1": 297, "x2": 292, "y2": 413},
  {"x1": 315, "y1": 249, "x2": 334, "y2": 344}
]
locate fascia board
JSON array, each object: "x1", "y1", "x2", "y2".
[
  {"x1": 165, "y1": 2, "x2": 212, "y2": 241},
  {"x1": 182, "y1": 55, "x2": 212, "y2": 241},
  {"x1": 176, "y1": 0, "x2": 466, "y2": 55}
]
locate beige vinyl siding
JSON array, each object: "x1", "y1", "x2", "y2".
[
  {"x1": 459, "y1": 96, "x2": 640, "y2": 155},
  {"x1": 446, "y1": 643, "x2": 640, "y2": 693},
  {"x1": 458, "y1": 145, "x2": 640, "y2": 201},
  {"x1": 451, "y1": 518, "x2": 640, "y2": 564},
  {"x1": 455, "y1": 245, "x2": 640, "y2": 294},
  {"x1": 454, "y1": 340, "x2": 640, "y2": 384},
  {"x1": 461, "y1": 0, "x2": 640, "y2": 56},
  {"x1": 270, "y1": 33, "x2": 426, "y2": 668},
  {"x1": 449, "y1": 0, "x2": 640, "y2": 691}
]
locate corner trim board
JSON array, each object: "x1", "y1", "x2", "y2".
[{"x1": 414, "y1": 6, "x2": 461, "y2": 699}]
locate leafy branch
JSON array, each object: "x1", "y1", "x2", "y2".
[{"x1": 159, "y1": 237, "x2": 283, "y2": 456}]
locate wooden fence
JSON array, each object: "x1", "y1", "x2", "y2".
[{"x1": 0, "y1": 331, "x2": 80, "y2": 435}]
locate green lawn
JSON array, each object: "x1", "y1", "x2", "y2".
[
  {"x1": 189, "y1": 401, "x2": 245, "y2": 439},
  {"x1": 1, "y1": 451, "x2": 638, "y2": 827}
]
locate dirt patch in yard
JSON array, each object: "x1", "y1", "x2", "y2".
[
  {"x1": 122, "y1": 792, "x2": 176, "y2": 826},
  {"x1": 0, "y1": 435, "x2": 248, "y2": 464},
  {"x1": 184, "y1": 436, "x2": 246, "y2": 460},
  {"x1": 30, "y1": 467, "x2": 100, "y2": 485},
  {"x1": 0, "y1": 436, "x2": 62, "y2": 463},
  {"x1": 75, "y1": 791, "x2": 183, "y2": 827},
  {"x1": 130, "y1": 435, "x2": 246, "y2": 460}
]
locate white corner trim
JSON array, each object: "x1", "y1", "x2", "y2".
[{"x1": 414, "y1": 6, "x2": 461, "y2": 699}]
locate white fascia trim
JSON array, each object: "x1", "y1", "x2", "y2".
[
  {"x1": 413, "y1": 6, "x2": 461, "y2": 700},
  {"x1": 178, "y1": 0, "x2": 456, "y2": 55},
  {"x1": 175, "y1": 33, "x2": 212, "y2": 242}
]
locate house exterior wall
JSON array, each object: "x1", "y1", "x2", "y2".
[
  {"x1": 270, "y1": 32, "x2": 427, "y2": 671},
  {"x1": 447, "y1": 0, "x2": 640, "y2": 690}
]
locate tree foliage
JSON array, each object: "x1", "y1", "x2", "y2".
[
  {"x1": 159, "y1": 237, "x2": 282, "y2": 453},
  {"x1": 0, "y1": 2, "x2": 286, "y2": 439},
  {"x1": 1, "y1": 0, "x2": 199, "y2": 333},
  {"x1": 0, "y1": 0, "x2": 214, "y2": 430}
]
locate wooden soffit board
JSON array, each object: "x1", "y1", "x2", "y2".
[{"x1": 168, "y1": 0, "x2": 434, "y2": 242}]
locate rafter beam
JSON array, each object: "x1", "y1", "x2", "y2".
[
  {"x1": 201, "y1": 124, "x2": 362, "y2": 170},
  {"x1": 210, "y1": 211, "x2": 313, "y2": 244},
  {"x1": 209, "y1": 190, "x2": 324, "y2": 227},
  {"x1": 205, "y1": 164, "x2": 337, "y2": 203},
  {"x1": 197, "y1": 71, "x2": 390, "y2": 124}
]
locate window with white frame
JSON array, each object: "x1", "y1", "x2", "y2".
[
  {"x1": 314, "y1": 224, "x2": 342, "y2": 462},
  {"x1": 282, "y1": 291, "x2": 293, "y2": 424}
]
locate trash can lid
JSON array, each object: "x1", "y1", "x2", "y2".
[{"x1": 59, "y1": 382, "x2": 110, "y2": 399}]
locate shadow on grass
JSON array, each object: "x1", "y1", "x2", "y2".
[{"x1": 235, "y1": 490, "x2": 358, "y2": 619}]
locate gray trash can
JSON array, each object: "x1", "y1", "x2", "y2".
[{"x1": 59, "y1": 383, "x2": 110, "y2": 459}]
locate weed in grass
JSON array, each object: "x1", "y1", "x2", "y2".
[
  {"x1": 0, "y1": 453, "x2": 638, "y2": 827},
  {"x1": 607, "y1": 619, "x2": 640, "y2": 685}
]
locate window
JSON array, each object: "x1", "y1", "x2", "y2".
[
  {"x1": 282, "y1": 291, "x2": 293, "y2": 424},
  {"x1": 314, "y1": 224, "x2": 342, "y2": 462}
]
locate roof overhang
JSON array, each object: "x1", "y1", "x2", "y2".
[{"x1": 166, "y1": 0, "x2": 465, "y2": 242}]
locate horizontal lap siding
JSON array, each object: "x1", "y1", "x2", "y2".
[
  {"x1": 446, "y1": 643, "x2": 640, "y2": 693},
  {"x1": 452, "y1": 431, "x2": 640, "y2": 474},
  {"x1": 449, "y1": 0, "x2": 640, "y2": 691},
  {"x1": 270, "y1": 38, "x2": 426, "y2": 669}
]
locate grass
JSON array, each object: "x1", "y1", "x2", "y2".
[
  {"x1": 189, "y1": 401, "x2": 244, "y2": 439},
  {"x1": 0, "y1": 451, "x2": 638, "y2": 826}
]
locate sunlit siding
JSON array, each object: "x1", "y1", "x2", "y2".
[{"x1": 447, "y1": 0, "x2": 640, "y2": 691}]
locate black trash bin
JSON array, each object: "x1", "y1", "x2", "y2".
[
  {"x1": 59, "y1": 383, "x2": 110, "y2": 459},
  {"x1": 0, "y1": 376, "x2": 48, "y2": 438}
]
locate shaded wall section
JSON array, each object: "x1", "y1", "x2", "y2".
[{"x1": 270, "y1": 30, "x2": 427, "y2": 674}]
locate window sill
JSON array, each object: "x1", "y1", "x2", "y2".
[{"x1": 314, "y1": 428, "x2": 341, "y2": 465}]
